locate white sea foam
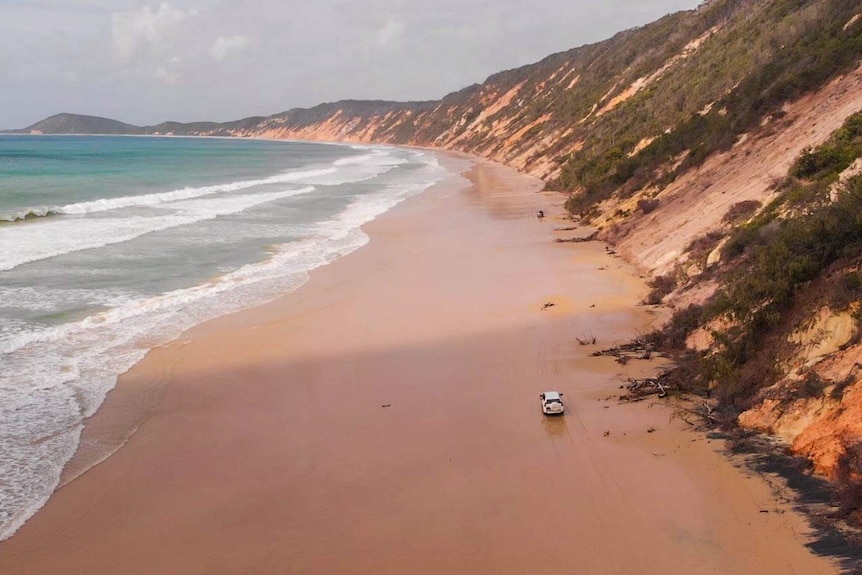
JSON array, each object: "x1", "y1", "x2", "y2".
[
  {"x1": 0, "y1": 148, "x2": 403, "y2": 223},
  {"x1": 303, "y1": 148, "x2": 407, "y2": 185},
  {"x1": 0, "y1": 186, "x2": 317, "y2": 273},
  {"x1": 0, "y1": 146, "x2": 449, "y2": 540},
  {"x1": 58, "y1": 168, "x2": 334, "y2": 215},
  {"x1": 0, "y1": 149, "x2": 411, "y2": 273},
  {"x1": 0, "y1": 170, "x2": 331, "y2": 223},
  {"x1": 0, "y1": 286, "x2": 139, "y2": 313}
]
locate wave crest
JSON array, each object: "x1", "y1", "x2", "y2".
[{"x1": 0, "y1": 208, "x2": 62, "y2": 223}]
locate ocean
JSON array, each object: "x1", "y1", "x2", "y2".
[{"x1": 0, "y1": 135, "x2": 450, "y2": 539}]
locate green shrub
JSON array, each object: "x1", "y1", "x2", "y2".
[
  {"x1": 637, "y1": 198, "x2": 660, "y2": 214},
  {"x1": 722, "y1": 200, "x2": 762, "y2": 224},
  {"x1": 644, "y1": 274, "x2": 676, "y2": 305},
  {"x1": 798, "y1": 372, "x2": 827, "y2": 398},
  {"x1": 648, "y1": 304, "x2": 705, "y2": 350}
]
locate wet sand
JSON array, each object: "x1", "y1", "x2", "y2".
[{"x1": 0, "y1": 157, "x2": 837, "y2": 574}]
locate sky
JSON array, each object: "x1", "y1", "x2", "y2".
[{"x1": 0, "y1": 0, "x2": 702, "y2": 129}]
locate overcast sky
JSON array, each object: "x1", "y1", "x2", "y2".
[{"x1": 0, "y1": 0, "x2": 701, "y2": 129}]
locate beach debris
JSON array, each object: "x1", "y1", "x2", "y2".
[
  {"x1": 590, "y1": 303, "x2": 596, "y2": 308},
  {"x1": 555, "y1": 231, "x2": 598, "y2": 243},
  {"x1": 537, "y1": 210, "x2": 545, "y2": 218},
  {"x1": 541, "y1": 302, "x2": 556, "y2": 310},
  {"x1": 603, "y1": 430, "x2": 611, "y2": 437},
  {"x1": 647, "y1": 427, "x2": 657, "y2": 433},
  {"x1": 576, "y1": 335, "x2": 597, "y2": 345},
  {"x1": 381, "y1": 404, "x2": 391, "y2": 408},
  {"x1": 553, "y1": 226, "x2": 579, "y2": 232},
  {"x1": 672, "y1": 400, "x2": 725, "y2": 428},
  {"x1": 652, "y1": 452, "x2": 667, "y2": 457},
  {"x1": 618, "y1": 377, "x2": 668, "y2": 402},
  {"x1": 592, "y1": 338, "x2": 654, "y2": 362}
]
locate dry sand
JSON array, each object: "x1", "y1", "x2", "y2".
[{"x1": 0, "y1": 157, "x2": 837, "y2": 574}]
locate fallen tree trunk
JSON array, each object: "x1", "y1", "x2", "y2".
[
  {"x1": 556, "y1": 231, "x2": 598, "y2": 243},
  {"x1": 592, "y1": 338, "x2": 653, "y2": 363},
  {"x1": 619, "y1": 377, "x2": 668, "y2": 402}
]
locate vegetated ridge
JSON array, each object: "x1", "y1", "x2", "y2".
[
  {"x1": 24, "y1": 113, "x2": 144, "y2": 135},
  {"x1": 15, "y1": 0, "x2": 862, "y2": 537}
]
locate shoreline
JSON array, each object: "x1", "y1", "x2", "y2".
[
  {"x1": 0, "y1": 154, "x2": 838, "y2": 573},
  {"x1": 0, "y1": 140, "x2": 446, "y2": 542},
  {"x1": 52, "y1": 149, "x2": 466, "y2": 494}
]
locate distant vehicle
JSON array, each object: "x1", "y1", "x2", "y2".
[{"x1": 540, "y1": 391, "x2": 565, "y2": 415}]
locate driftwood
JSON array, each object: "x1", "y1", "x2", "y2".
[
  {"x1": 556, "y1": 231, "x2": 599, "y2": 243},
  {"x1": 553, "y1": 226, "x2": 579, "y2": 232},
  {"x1": 619, "y1": 377, "x2": 668, "y2": 402},
  {"x1": 673, "y1": 400, "x2": 724, "y2": 428},
  {"x1": 592, "y1": 338, "x2": 653, "y2": 363}
]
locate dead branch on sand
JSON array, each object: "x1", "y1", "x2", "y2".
[
  {"x1": 556, "y1": 231, "x2": 598, "y2": 243},
  {"x1": 672, "y1": 400, "x2": 726, "y2": 429},
  {"x1": 592, "y1": 337, "x2": 653, "y2": 363},
  {"x1": 619, "y1": 377, "x2": 668, "y2": 402}
]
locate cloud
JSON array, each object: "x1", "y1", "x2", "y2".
[
  {"x1": 111, "y1": 3, "x2": 196, "y2": 64},
  {"x1": 211, "y1": 35, "x2": 249, "y2": 61},
  {"x1": 152, "y1": 56, "x2": 182, "y2": 84},
  {"x1": 375, "y1": 18, "x2": 404, "y2": 48},
  {"x1": 153, "y1": 65, "x2": 179, "y2": 84}
]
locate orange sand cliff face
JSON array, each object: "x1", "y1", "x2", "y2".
[{"x1": 739, "y1": 310, "x2": 862, "y2": 479}]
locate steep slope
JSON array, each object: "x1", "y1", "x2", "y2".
[{"x1": 604, "y1": 65, "x2": 862, "y2": 276}]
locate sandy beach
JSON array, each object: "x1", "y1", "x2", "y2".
[{"x1": 0, "y1": 156, "x2": 837, "y2": 574}]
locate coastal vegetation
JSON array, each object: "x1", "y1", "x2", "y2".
[
  {"x1": 644, "y1": 113, "x2": 862, "y2": 522},
  {"x1": 560, "y1": 0, "x2": 862, "y2": 215},
  {"x1": 655, "y1": 111, "x2": 862, "y2": 395}
]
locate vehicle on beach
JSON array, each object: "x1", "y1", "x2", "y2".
[{"x1": 540, "y1": 391, "x2": 565, "y2": 415}]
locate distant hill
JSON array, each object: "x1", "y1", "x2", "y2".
[
  {"x1": 19, "y1": 113, "x2": 144, "y2": 135},
  {"x1": 13, "y1": 101, "x2": 438, "y2": 138}
]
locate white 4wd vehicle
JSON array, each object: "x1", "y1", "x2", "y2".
[{"x1": 540, "y1": 391, "x2": 565, "y2": 415}]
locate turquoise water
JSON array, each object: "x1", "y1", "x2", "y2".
[
  {"x1": 0, "y1": 135, "x2": 451, "y2": 540},
  {"x1": 0, "y1": 136, "x2": 341, "y2": 217}
]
